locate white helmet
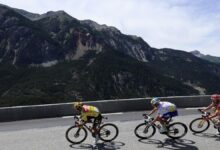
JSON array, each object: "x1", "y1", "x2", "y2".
[{"x1": 151, "y1": 97, "x2": 160, "y2": 105}]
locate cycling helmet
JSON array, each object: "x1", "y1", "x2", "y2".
[
  {"x1": 73, "y1": 102, "x2": 83, "y2": 110},
  {"x1": 211, "y1": 94, "x2": 220, "y2": 102},
  {"x1": 151, "y1": 97, "x2": 160, "y2": 105}
]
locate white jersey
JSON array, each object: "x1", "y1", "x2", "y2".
[{"x1": 157, "y1": 101, "x2": 176, "y2": 115}]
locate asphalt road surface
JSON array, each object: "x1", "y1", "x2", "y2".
[{"x1": 0, "y1": 108, "x2": 219, "y2": 150}]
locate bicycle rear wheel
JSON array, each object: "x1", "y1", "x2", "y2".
[
  {"x1": 134, "y1": 123, "x2": 156, "y2": 139},
  {"x1": 166, "y1": 122, "x2": 188, "y2": 139},
  {"x1": 98, "y1": 123, "x2": 119, "y2": 142},
  {"x1": 189, "y1": 118, "x2": 210, "y2": 133},
  {"x1": 65, "y1": 126, "x2": 88, "y2": 144}
]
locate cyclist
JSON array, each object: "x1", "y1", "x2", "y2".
[
  {"x1": 147, "y1": 97, "x2": 178, "y2": 133},
  {"x1": 73, "y1": 102, "x2": 102, "y2": 144},
  {"x1": 201, "y1": 94, "x2": 220, "y2": 129}
]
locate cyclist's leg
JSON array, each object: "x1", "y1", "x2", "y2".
[
  {"x1": 217, "y1": 114, "x2": 220, "y2": 135},
  {"x1": 218, "y1": 115, "x2": 220, "y2": 124},
  {"x1": 87, "y1": 116, "x2": 93, "y2": 123},
  {"x1": 216, "y1": 110, "x2": 220, "y2": 125},
  {"x1": 92, "y1": 114, "x2": 102, "y2": 144},
  {"x1": 156, "y1": 115, "x2": 167, "y2": 133},
  {"x1": 217, "y1": 109, "x2": 220, "y2": 122},
  {"x1": 93, "y1": 114, "x2": 102, "y2": 130},
  {"x1": 158, "y1": 115, "x2": 166, "y2": 124},
  {"x1": 161, "y1": 112, "x2": 171, "y2": 123},
  {"x1": 160, "y1": 111, "x2": 178, "y2": 133}
]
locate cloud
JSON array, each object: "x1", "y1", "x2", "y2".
[{"x1": 0, "y1": 0, "x2": 220, "y2": 56}]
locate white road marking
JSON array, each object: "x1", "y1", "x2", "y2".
[
  {"x1": 103, "y1": 112, "x2": 123, "y2": 116},
  {"x1": 62, "y1": 112, "x2": 123, "y2": 119},
  {"x1": 62, "y1": 116, "x2": 74, "y2": 119},
  {"x1": 184, "y1": 107, "x2": 203, "y2": 110}
]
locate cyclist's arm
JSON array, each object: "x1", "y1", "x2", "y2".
[
  {"x1": 201, "y1": 103, "x2": 214, "y2": 112},
  {"x1": 77, "y1": 114, "x2": 88, "y2": 126},
  {"x1": 148, "y1": 107, "x2": 157, "y2": 116},
  {"x1": 207, "y1": 112, "x2": 218, "y2": 119},
  {"x1": 151, "y1": 115, "x2": 161, "y2": 124}
]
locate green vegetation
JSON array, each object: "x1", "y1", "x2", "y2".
[
  {"x1": 201, "y1": 55, "x2": 220, "y2": 64},
  {"x1": 0, "y1": 51, "x2": 199, "y2": 107}
]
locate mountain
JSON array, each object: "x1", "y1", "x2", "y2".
[
  {"x1": 0, "y1": 4, "x2": 220, "y2": 106},
  {"x1": 191, "y1": 50, "x2": 205, "y2": 58},
  {"x1": 191, "y1": 50, "x2": 220, "y2": 64}
]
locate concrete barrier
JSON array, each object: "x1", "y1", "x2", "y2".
[{"x1": 0, "y1": 95, "x2": 211, "y2": 122}]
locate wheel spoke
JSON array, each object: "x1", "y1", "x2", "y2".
[
  {"x1": 65, "y1": 126, "x2": 87, "y2": 144},
  {"x1": 134, "y1": 123, "x2": 156, "y2": 139},
  {"x1": 167, "y1": 122, "x2": 187, "y2": 139},
  {"x1": 99, "y1": 128, "x2": 110, "y2": 137},
  {"x1": 98, "y1": 123, "x2": 118, "y2": 142},
  {"x1": 189, "y1": 118, "x2": 209, "y2": 133}
]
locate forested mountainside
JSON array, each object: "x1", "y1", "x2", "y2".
[{"x1": 0, "y1": 4, "x2": 220, "y2": 106}]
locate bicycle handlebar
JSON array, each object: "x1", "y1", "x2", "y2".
[
  {"x1": 197, "y1": 109, "x2": 210, "y2": 116},
  {"x1": 198, "y1": 109, "x2": 204, "y2": 113},
  {"x1": 142, "y1": 114, "x2": 154, "y2": 121},
  {"x1": 142, "y1": 113, "x2": 149, "y2": 119},
  {"x1": 74, "y1": 116, "x2": 79, "y2": 120},
  {"x1": 142, "y1": 113, "x2": 147, "y2": 117}
]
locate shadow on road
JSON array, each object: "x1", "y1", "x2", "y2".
[
  {"x1": 69, "y1": 141, "x2": 125, "y2": 150},
  {"x1": 138, "y1": 138, "x2": 198, "y2": 150},
  {"x1": 193, "y1": 132, "x2": 220, "y2": 141}
]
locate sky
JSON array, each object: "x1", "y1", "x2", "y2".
[{"x1": 0, "y1": 0, "x2": 220, "y2": 56}]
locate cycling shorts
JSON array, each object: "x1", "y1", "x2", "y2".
[{"x1": 162, "y1": 110, "x2": 178, "y2": 119}]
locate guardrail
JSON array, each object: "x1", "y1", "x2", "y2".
[{"x1": 0, "y1": 95, "x2": 210, "y2": 122}]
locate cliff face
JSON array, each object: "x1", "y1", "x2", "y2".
[
  {"x1": 0, "y1": 4, "x2": 220, "y2": 106},
  {"x1": 0, "y1": 5, "x2": 64, "y2": 65}
]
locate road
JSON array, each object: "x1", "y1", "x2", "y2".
[{"x1": 0, "y1": 108, "x2": 219, "y2": 150}]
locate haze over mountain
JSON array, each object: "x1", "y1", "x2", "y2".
[
  {"x1": 0, "y1": 4, "x2": 220, "y2": 106},
  {"x1": 191, "y1": 50, "x2": 220, "y2": 64}
]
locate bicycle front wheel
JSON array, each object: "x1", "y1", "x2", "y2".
[
  {"x1": 134, "y1": 123, "x2": 156, "y2": 139},
  {"x1": 166, "y1": 122, "x2": 188, "y2": 139},
  {"x1": 189, "y1": 118, "x2": 210, "y2": 133},
  {"x1": 98, "y1": 123, "x2": 119, "y2": 142},
  {"x1": 65, "y1": 126, "x2": 88, "y2": 144}
]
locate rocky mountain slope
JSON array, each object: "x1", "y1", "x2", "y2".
[{"x1": 0, "y1": 4, "x2": 220, "y2": 106}]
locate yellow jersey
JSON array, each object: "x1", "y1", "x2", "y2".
[{"x1": 80, "y1": 105, "x2": 100, "y2": 122}]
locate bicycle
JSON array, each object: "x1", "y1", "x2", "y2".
[
  {"x1": 189, "y1": 109, "x2": 220, "y2": 133},
  {"x1": 65, "y1": 116, "x2": 119, "y2": 144},
  {"x1": 134, "y1": 114, "x2": 188, "y2": 139}
]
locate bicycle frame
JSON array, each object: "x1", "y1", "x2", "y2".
[
  {"x1": 189, "y1": 109, "x2": 220, "y2": 134},
  {"x1": 144, "y1": 114, "x2": 171, "y2": 131},
  {"x1": 199, "y1": 110, "x2": 218, "y2": 125},
  {"x1": 73, "y1": 116, "x2": 106, "y2": 135},
  {"x1": 135, "y1": 114, "x2": 188, "y2": 139},
  {"x1": 66, "y1": 115, "x2": 119, "y2": 144}
]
